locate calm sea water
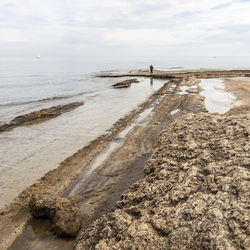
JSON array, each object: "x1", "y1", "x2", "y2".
[
  {"x1": 0, "y1": 56, "x2": 249, "y2": 123},
  {"x1": 0, "y1": 56, "x2": 249, "y2": 209},
  {"x1": 0, "y1": 57, "x2": 167, "y2": 209}
]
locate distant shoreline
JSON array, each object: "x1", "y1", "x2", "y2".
[{"x1": 97, "y1": 69, "x2": 250, "y2": 78}]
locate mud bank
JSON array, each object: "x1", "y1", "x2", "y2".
[
  {"x1": 75, "y1": 105, "x2": 250, "y2": 249},
  {"x1": 98, "y1": 69, "x2": 250, "y2": 79},
  {"x1": 0, "y1": 102, "x2": 83, "y2": 133}
]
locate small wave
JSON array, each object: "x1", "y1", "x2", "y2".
[{"x1": 0, "y1": 91, "x2": 93, "y2": 108}]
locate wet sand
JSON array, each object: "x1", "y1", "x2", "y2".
[{"x1": 1, "y1": 72, "x2": 250, "y2": 249}]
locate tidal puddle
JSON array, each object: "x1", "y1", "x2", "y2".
[
  {"x1": 168, "y1": 84, "x2": 177, "y2": 92},
  {"x1": 178, "y1": 79, "x2": 235, "y2": 114},
  {"x1": 199, "y1": 79, "x2": 236, "y2": 114}
]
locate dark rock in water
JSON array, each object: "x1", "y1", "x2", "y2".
[
  {"x1": 112, "y1": 79, "x2": 139, "y2": 88},
  {"x1": 52, "y1": 197, "x2": 81, "y2": 237},
  {"x1": 0, "y1": 102, "x2": 84, "y2": 133},
  {"x1": 29, "y1": 193, "x2": 81, "y2": 237}
]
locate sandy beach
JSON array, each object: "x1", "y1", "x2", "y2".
[{"x1": 1, "y1": 70, "x2": 250, "y2": 249}]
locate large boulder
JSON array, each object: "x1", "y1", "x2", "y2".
[
  {"x1": 52, "y1": 197, "x2": 81, "y2": 237},
  {"x1": 29, "y1": 193, "x2": 81, "y2": 237},
  {"x1": 29, "y1": 193, "x2": 57, "y2": 218}
]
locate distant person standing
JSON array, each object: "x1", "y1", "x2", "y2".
[{"x1": 150, "y1": 65, "x2": 154, "y2": 74}]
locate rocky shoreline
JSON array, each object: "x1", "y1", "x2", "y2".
[
  {"x1": 1, "y1": 71, "x2": 249, "y2": 249},
  {"x1": 75, "y1": 111, "x2": 250, "y2": 249},
  {"x1": 74, "y1": 74, "x2": 250, "y2": 249},
  {"x1": 73, "y1": 76, "x2": 250, "y2": 249}
]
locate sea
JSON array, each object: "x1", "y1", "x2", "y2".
[{"x1": 0, "y1": 56, "x2": 249, "y2": 209}]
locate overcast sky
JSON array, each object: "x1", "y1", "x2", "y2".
[{"x1": 0, "y1": 0, "x2": 250, "y2": 58}]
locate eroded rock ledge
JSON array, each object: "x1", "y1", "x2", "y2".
[
  {"x1": 0, "y1": 102, "x2": 83, "y2": 133},
  {"x1": 75, "y1": 112, "x2": 250, "y2": 249}
]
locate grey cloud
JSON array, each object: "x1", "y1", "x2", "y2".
[{"x1": 0, "y1": 0, "x2": 249, "y2": 57}]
